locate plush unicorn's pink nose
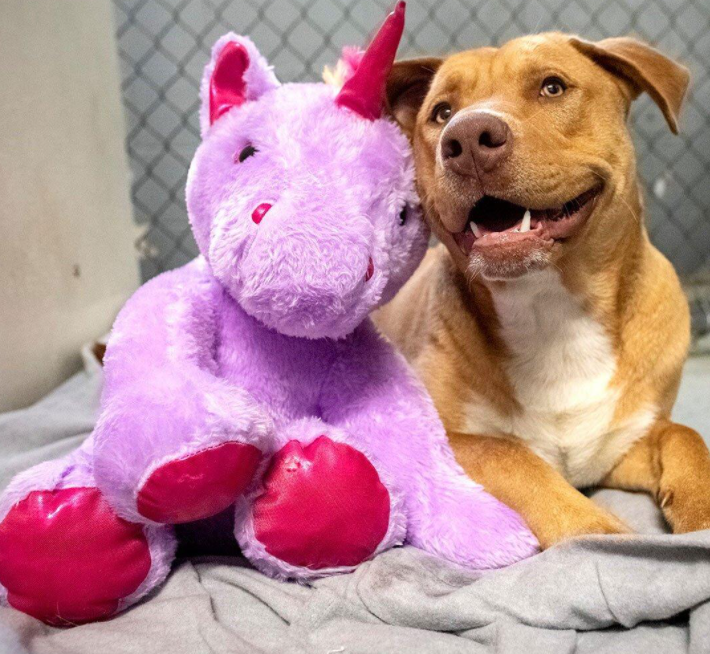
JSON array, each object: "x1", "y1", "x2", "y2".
[{"x1": 252, "y1": 203, "x2": 272, "y2": 224}]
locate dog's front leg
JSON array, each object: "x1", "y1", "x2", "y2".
[
  {"x1": 449, "y1": 432, "x2": 630, "y2": 549},
  {"x1": 603, "y1": 420, "x2": 710, "y2": 533}
]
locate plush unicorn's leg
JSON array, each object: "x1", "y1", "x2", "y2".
[
  {"x1": 94, "y1": 386, "x2": 266, "y2": 526},
  {"x1": 92, "y1": 261, "x2": 272, "y2": 526},
  {"x1": 0, "y1": 438, "x2": 176, "y2": 626},
  {"x1": 235, "y1": 418, "x2": 406, "y2": 580}
]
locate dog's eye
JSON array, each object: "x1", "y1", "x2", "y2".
[
  {"x1": 399, "y1": 207, "x2": 407, "y2": 226},
  {"x1": 540, "y1": 77, "x2": 567, "y2": 98},
  {"x1": 236, "y1": 144, "x2": 258, "y2": 163},
  {"x1": 432, "y1": 103, "x2": 452, "y2": 124}
]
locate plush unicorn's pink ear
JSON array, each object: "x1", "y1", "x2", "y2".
[{"x1": 199, "y1": 34, "x2": 280, "y2": 136}]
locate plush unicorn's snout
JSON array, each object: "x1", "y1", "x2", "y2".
[
  {"x1": 235, "y1": 196, "x2": 379, "y2": 339},
  {"x1": 247, "y1": 199, "x2": 375, "y2": 284}
]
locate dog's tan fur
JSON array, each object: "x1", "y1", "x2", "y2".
[{"x1": 376, "y1": 33, "x2": 710, "y2": 548}]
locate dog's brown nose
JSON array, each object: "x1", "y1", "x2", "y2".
[{"x1": 441, "y1": 112, "x2": 512, "y2": 175}]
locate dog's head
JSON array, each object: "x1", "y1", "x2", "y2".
[{"x1": 388, "y1": 33, "x2": 689, "y2": 280}]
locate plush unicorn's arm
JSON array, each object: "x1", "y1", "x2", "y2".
[
  {"x1": 319, "y1": 319, "x2": 539, "y2": 569},
  {"x1": 93, "y1": 258, "x2": 272, "y2": 523}
]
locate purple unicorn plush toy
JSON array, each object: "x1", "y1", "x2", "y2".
[{"x1": 0, "y1": 3, "x2": 537, "y2": 626}]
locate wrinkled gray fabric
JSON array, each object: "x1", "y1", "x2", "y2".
[{"x1": 1, "y1": 365, "x2": 709, "y2": 654}]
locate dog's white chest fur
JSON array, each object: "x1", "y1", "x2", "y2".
[{"x1": 463, "y1": 270, "x2": 654, "y2": 487}]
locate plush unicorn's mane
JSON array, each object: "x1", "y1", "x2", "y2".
[{"x1": 322, "y1": 47, "x2": 364, "y2": 89}]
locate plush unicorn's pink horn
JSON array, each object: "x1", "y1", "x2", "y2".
[{"x1": 335, "y1": 1, "x2": 406, "y2": 120}]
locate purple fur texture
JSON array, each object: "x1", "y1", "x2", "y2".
[{"x1": 0, "y1": 30, "x2": 538, "y2": 623}]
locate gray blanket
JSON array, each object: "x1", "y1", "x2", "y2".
[{"x1": 1, "y1": 362, "x2": 709, "y2": 654}]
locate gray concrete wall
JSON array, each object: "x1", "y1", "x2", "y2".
[{"x1": 0, "y1": 0, "x2": 139, "y2": 411}]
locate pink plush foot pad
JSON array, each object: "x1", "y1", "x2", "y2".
[
  {"x1": 137, "y1": 442, "x2": 261, "y2": 523},
  {"x1": 0, "y1": 487, "x2": 151, "y2": 626},
  {"x1": 253, "y1": 436, "x2": 391, "y2": 569}
]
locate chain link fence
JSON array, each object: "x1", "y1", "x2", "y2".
[{"x1": 113, "y1": 0, "x2": 710, "y2": 294}]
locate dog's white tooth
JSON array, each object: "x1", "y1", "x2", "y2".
[
  {"x1": 470, "y1": 221, "x2": 482, "y2": 238},
  {"x1": 520, "y1": 209, "x2": 531, "y2": 233}
]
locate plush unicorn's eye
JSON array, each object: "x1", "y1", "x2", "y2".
[
  {"x1": 399, "y1": 207, "x2": 407, "y2": 226},
  {"x1": 236, "y1": 145, "x2": 258, "y2": 163}
]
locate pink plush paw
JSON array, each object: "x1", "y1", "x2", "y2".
[
  {"x1": 252, "y1": 436, "x2": 390, "y2": 569},
  {"x1": 137, "y1": 442, "x2": 261, "y2": 523},
  {"x1": 0, "y1": 487, "x2": 151, "y2": 626}
]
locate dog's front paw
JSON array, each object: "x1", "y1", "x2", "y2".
[
  {"x1": 660, "y1": 484, "x2": 710, "y2": 534},
  {"x1": 536, "y1": 499, "x2": 631, "y2": 550}
]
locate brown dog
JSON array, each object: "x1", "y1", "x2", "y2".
[{"x1": 376, "y1": 33, "x2": 710, "y2": 548}]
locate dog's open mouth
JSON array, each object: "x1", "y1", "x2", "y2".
[{"x1": 453, "y1": 185, "x2": 602, "y2": 256}]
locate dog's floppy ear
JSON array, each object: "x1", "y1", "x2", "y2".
[
  {"x1": 570, "y1": 37, "x2": 689, "y2": 134},
  {"x1": 386, "y1": 57, "x2": 443, "y2": 136}
]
